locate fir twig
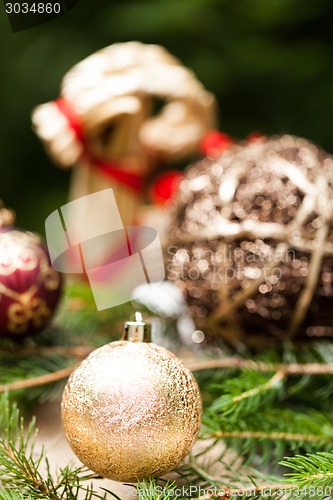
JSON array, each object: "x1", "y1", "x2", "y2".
[
  {"x1": 0, "y1": 366, "x2": 77, "y2": 393},
  {"x1": 0, "y1": 346, "x2": 92, "y2": 359},
  {"x1": 203, "y1": 408, "x2": 333, "y2": 463},
  {"x1": 0, "y1": 354, "x2": 76, "y2": 404},
  {"x1": 188, "y1": 358, "x2": 333, "y2": 376},
  {"x1": 206, "y1": 370, "x2": 285, "y2": 418},
  {"x1": 196, "y1": 483, "x2": 297, "y2": 499},
  {"x1": 206, "y1": 430, "x2": 328, "y2": 443},
  {"x1": 280, "y1": 451, "x2": 333, "y2": 491},
  {"x1": 0, "y1": 393, "x2": 113, "y2": 499},
  {"x1": 4, "y1": 356, "x2": 333, "y2": 396},
  {"x1": 135, "y1": 478, "x2": 189, "y2": 499},
  {"x1": 179, "y1": 458, "x2": 296, "y2": 499}
]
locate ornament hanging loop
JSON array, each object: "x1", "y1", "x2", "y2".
[{"x1": 122, "y1": 312, "x2": 151, "y2": 343}]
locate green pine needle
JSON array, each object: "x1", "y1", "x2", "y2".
[
  {"x1": 206, "y1": 369, "x2": 285, "y2": 419},
  {"x1": 0, "y1": 393, "x2": 112, "y2": 499},
  {"x1": 280, "y1": 451, "x2": 333, "y2": 499}
]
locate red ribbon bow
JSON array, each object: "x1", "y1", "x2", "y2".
[{"x1": 54, "y1": 98, "x2": 143, "y2": 193}]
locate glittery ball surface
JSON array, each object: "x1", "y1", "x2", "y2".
[
  {"x1": 166, "y1": 135, "x2": 333, "y2": 345},
  {"x1": 61, "y1": 341, "x2": 202, "y2": 482},
  {"x1": 0, "y1": 227, "x2": 62, "y2": 337}
]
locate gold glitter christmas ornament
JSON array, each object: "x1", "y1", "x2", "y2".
[
  {"x1": 166, "y1": 135, "x2": 333, "y2": 346},
  {"x1": 61, "y1": 313, "x2": 202, "y2": 482}
]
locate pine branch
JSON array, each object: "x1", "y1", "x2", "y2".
[
  {"x1": 206, "y1": 370, "x2": 285, "y2": 418},
  {"x1": 0, "y1": 366, "x2": 76, "y2": 393},
  {"x1": 3, "y1": 281, "x2": 333, "y2": 407},
  {"x1": 203, "y1": 408, "x2": 333, "y2": 463},
  {"x1": 206, "y1": 430, "x2": 327, "y2": 443},
  {"x1": 0, "y1": 393, "x2": 116, "y2": 499},
  {"x1": 180, "y1": 452, "x2": 333, "y2": 499},
  {"x1": 0, "y1": 394, "x2": 199, "y2": 500},
  {"x1": 5, "y1": 354, "x2": 333, "y2": 404},
  {"x1": 189, "y1": 358, "x2": 333, "y2": 376},
  {"x1": 2, "y1": 392, "x2": 333, "y2": 500},
  {"x1": 0, "y1": 283, "x2": 164, "y2": 403},
  {"x1": 196, "y1": 483, "x2": 296, "y2": 499},
  {"x1": 3, "y1": 282, "x2": 333, "y2": 498},
  {"x1": 280, "y1": 451, "x2": 333, "y2": 491},
  {"x1": 179, "y1": 458, "x2": 296, "y2": 499},
  {"x1": 0, "y1": 354, "x2": 77, "y2": 405},
  {"x1": 0, "y1": 346, "x2": 92, "y2": 359},
  {"x1": 0, "y1": 492, "x2": 36, "y2": 500},
  {"x1": 135, "y1": 479, "x2": 190, "y2": 499}
]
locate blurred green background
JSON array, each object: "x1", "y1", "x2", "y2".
[{"x1": 1, "y1": 0, "x2": 333, "y2": 234}]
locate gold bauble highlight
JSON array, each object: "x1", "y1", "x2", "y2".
[{"x1": 61, "y1": 340, "x2": 202, "y2": 482}]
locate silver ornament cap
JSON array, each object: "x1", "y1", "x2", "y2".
[{"x1": 122, "y1": 311, "x2": 152, "y2": 342}]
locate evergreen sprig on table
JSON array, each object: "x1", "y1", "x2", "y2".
[
  {"x1": 0, "y1": 394, "x2": 102, "y2": 500},
  {"x1": 2, "y1": 283, "x2": 333, "y2": 498},
  {"x1": 1, "y1": 393, "x2": 333, "y2": 500}
]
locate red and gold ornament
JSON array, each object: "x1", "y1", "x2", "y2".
[{"x1": 0, "y1": 207, "x2": 62, "y2": 337}]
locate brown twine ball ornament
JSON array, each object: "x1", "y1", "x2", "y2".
[
  {"x1": 61, "y1": 313, "x2": 202, "y2": 482},
  {"x1": 166, "y1": 135, "x2": 333, "y2": 347}
]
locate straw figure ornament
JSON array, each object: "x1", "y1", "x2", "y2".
[
  {"x1": 32, "y1": 42, "x2": 217, "y2": 235},
  {"x1": 166, "y1": 135, "x2": 333, "y2": 347}
]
